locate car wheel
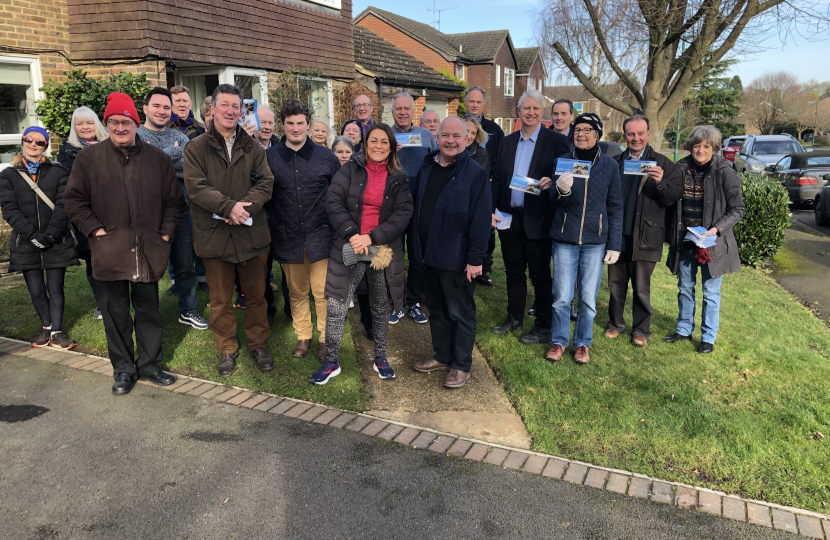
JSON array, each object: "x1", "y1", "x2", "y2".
[{"x1": 816, "y1": 197, "x2": 829, "y2": 226}]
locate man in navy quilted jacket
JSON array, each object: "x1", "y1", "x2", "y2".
[{"x1": 546, "y1": 113, "x2": 622, "y2": 365}]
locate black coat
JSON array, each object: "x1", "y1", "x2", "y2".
[
  {"x1": 467, "y1": 142, "x2": 490, "y2": 177},
  {"x1": 56, "y1": 142, "x2": 93, "y2": 252},
  {"x1": 266, "y1": 136, "x2": 341, "y2": 264},
  {"x1": 480, "y1": 117, "x2": 504, "y2": 177},
  {"x1": 614, "y1": 145, "x2": 683, "y2": 263},
  {"x1": 324, "y1": 155, "x2": 413, "y2": 310},
  {"x1": 492, "y1": 127, "x2": 570, "y2": 240},
  {"x1": 0, "y1": 160, "x2": 79, "y2": 272}
]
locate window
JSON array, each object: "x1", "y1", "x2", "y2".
[
  {"x1": 504, "y1": 68, "x2": 515, "y2": 97},
  {"x1": 0, "y1": 55, "x2": 43, "y2": 146},
  {"x1": 752, "y1": 141, "x2": 801, "y2": 155},
  {"x1": 775, "y1": 157, "x2": 791, "y2": 170},
  {"x1": 806, "y1": 156, "x2": 830, "y2": 166},
  {"x1": 537, "y1": 80, "x2": 543, "y2": 92},
  {"x1": 456, "y1": 64, "x2": 465, "y2": 81},
  {"x1": 177, "y1": 67, "x2": 268, "y2": 123},
  {"x1": 496, "y1": 65, "x2": 500, "y2": 87},
  {"x1": 528, "y1": 77, "x2": 535, "y2": 91}
]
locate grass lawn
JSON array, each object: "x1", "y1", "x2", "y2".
[
  {"x1": 474, "y1": 242, "x2": 830, "y2": 512},
  {"x1": 0, "y1": 263, "x2": 364, "y2": 411}
]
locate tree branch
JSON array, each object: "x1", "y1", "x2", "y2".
[{"x1": 552, "y1": 42, "x2": 637, "y2": 115}]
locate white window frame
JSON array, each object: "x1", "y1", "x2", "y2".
[
  {"x1": 496, "y1": 65, "x2": 501, "y2": 87},
  {"x1": 176, "y1": 66, "x2": 269, "y2": 109},
  {"x1": 303, "y1": 0, "x2": 342, "y2": 8},
  {"x1": 302, "y1": 77, "x2": 334, "y2": 128},
  {"x1": 457, "y1": 64, "x2": 465, "y2": 81},
  {"x1": 504, "y1": 68, "x2": 515, "y2": 97},
  {"x1": 0, "y1": 54, "x2": 45, "y2": 146}
]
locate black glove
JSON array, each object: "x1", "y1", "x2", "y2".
[{"x1": 30, "y1": 232, "x2": 55, "y2": 250}]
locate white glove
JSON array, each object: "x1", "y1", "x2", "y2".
[
  {"x1": 604, "y1": 250, "x2": 620, "y2": 264},
  {"x1": 556, "y1": 173, "x2": 573, "y2": 194}
]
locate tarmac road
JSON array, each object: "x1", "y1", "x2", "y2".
[{"x1": 0, "y1": 353, "x2": 793, "y2": 540}]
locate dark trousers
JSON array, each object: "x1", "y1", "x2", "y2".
[
  {"x1": 79, "y1": 251, "x2": 100, "y2": 304},
  {"x1": 404, "y1": 231, "x2": 425, "y2": 308},
  {"x1": 498, "y1": 210, "x2": 553, "y2": 329},
  {"x1": 23, "y1": 268, "x2": 66, "y2": 331},
  {"x1": 483, "y1": 228, "x2": 496, "y2": 275},
  {"x1": 607, "y1": 250, "x2": 656, "y2": 338},
  {"x1": 97, "y1": 280, "x2": 163, "y2": 376},
  {"x1": 424, "y1": 265, "x2": 477, "y2": 372},
  {"x1": 169, "y1": 208, "x2": 197, "y2": 314}
]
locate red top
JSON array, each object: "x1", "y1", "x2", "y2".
[{"x1": 360, "y1": 159, "x2": 388, "y2": 234}]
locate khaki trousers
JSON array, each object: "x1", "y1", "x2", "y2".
[
  {"x1": 282, "y1": 250, "x2": 328, "y2": 342},
  {"x1": 203, "y1": 252, "x2": 269, "y2": 354}
]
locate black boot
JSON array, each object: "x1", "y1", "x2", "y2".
[
  {"x1": 663, "y1": 333, "x2": 692, "y2": 343},
  {"x1": 519, "y1": 323, "x2": 550, "y2": 344},
  {"x1": 492, "y1": 315, "x2": 523, "y2": 335}
]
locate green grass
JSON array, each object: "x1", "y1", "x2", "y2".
[
  {"x1": 0, "y1": 263, "x2": 364, "y2": 411},
  {"x1": 474, "y1": 243, "x2": 830, "y2": 512}
]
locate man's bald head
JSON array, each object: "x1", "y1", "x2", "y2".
[
  {"x1": 353, "y1": 94, "x2": 374, "y2": 123},
  {"x1": 437, "y1": 116, "x2": 467, "y2": 163},
  {"x1": 257, "y1": 105, "x2": 276, "y2": 142}
]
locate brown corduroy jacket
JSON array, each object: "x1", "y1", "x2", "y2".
[{"x1": 64, "y1": 136, "x2": 185, "y2": 282}]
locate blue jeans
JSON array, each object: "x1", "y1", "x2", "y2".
[
  {"x1": 676, "y1": 248, "x2": 723, "y2": 344},
  {"x1": 551, "y1": 243, "x2": 605, "y2": 348},
  {"x1": 169, "y1": 208, "x2": 197, "y2": 314}
]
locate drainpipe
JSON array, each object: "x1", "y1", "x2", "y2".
[{"x1": 376, "y1": 82, "x2": 384, "y2": 122}]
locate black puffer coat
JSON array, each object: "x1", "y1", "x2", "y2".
[
  {"x1": 266, "y1": 136, "x2": 341, "y2": 263},
  {"x1": 56, "y1": 142, "x2": 92, "y2": 253},
  {"x1": 0, "y1": 159, "x2": 79, "y2": 272},
  {"x1": 324, "y1": 155, "x2": 412, "y2": 310}
]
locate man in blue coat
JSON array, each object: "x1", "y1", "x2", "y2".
[{"x1": 410, "y1": 117, "x2": 492, "y2": 389}]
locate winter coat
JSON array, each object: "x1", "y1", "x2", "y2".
[
  {"x1": 0, "y1": 159, "x2": 79, "y2": 272},
  {"x1": 550, "y1": 148, "x2": 623, "y2": 251},
  {"x1": 410, "y1": 150, "x2": 492, "y2": 272},
  {"x1": 56, "y1": 142, "x2": 93, "y2": 252},
  {"x1": 324, "y1": 155, "x2": 413, "y2": 310},
  {"x1": 266, "y1": 136, "x2": 341, "y2": 264},
  {"x1": 667, "y1": 154, "x2": 745, "y2": 278},
  {"x1": 614, "y1": 145, "x2": 683, "y2": 263},
  {"x1": 64, "y1": 137, "x2": 185, "y2": 282},
  {"x1": 169, "y1": 118, "x2": 204, "y2": 137},
  {"x1": 480, "y1": 116, "x2": 504, "y2": 177},
  {"x1": 183, "y1": 123, "x2": 274, "y2": 264},
  {"x1": 493, "y1": 127, "x2": 570, "y2": 240},
  {"x1": 467, "y1": 142, "x2": 490, "y2": 177}
]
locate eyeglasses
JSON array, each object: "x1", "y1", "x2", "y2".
[
  {"x1": 353, "y1": 103, "x2": 372, "y2": 110},
  {"x1": 573, "y1": 128, "x2": 594, "y2": 134},
  {"x1": 22, "y1": 136, "x2": 47, "y2": 148},
  {"x1": 107, "y1": 119, "x2": 135, "y2": 128}
]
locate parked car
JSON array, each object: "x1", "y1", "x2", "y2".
[
  {"x1": 599, "y1": 141, "x2": 625, "y2": 158},
  {"x1": 766, "y1": 151, "x2": 830, "y2": 206},
  {"x1": 734, "y1": 134, "x2": 805, "y2": 174},
  {"x1": 815, "y1": 178, "x2": 830, "y2": 225},
  {"x1": 721, "y1": 135, "x2": 747, "y2": 162}
]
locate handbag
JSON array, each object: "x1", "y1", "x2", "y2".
[
  {"x1": 341, "y1": 243, "x2": 393, "y2": 270},
  {"x1": 17, "y1": 170, "x2": 78, "y2": 248}
]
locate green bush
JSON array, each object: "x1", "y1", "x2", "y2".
[
  {"x1": 733, "y1": 172, "x2": 790, "y2": 267},
  {"x1": 35, "y1": 70, "x2": 150, "y2": 139},
  {"x1": 814, "y1": 134, "x2": 830, "y2": 147},
  {"x1": 606, "y1": 131, "x2": 624, "y2": 143}
]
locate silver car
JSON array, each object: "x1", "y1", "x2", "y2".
[{"x1": 734, "y1": 134, "x2": 805, "y2": 174}]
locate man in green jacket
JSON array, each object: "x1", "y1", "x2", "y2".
[{"x1": 183, "y1": 84, "x2": 275, "y2": 377}]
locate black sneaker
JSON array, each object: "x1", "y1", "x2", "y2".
[
  {"x1": 234, "y1": 295, "x2": 246, "y2": 309},
  {"x1": 519, "y1": 324, "x2": 550, "y2": 344},
  {"x1": 179, "y1": 310, "x2": 209, "y2": 330},
  {"x1": 197, "y1": 282, "x2": 210, "y2": 292},
  {"x1": 31, "y1": 328, "x2": 51, "y2": 348},
  {"x1": 49, "y1": 332, "x2": 77, "y2": 350},
  {"x1": 165, "y1": 284, "x2": 177, "y2": 296},
  {"x1": 664, "y1": 333, "x2": 692, "y2": 343}
]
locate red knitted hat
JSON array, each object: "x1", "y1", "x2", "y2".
[{"x1": 103, "y1": 92, "x2": 140, "y2": 126}]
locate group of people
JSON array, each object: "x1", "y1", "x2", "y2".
[{"x1": 0, "y1": 80, "x2": 744, "y2": 396}]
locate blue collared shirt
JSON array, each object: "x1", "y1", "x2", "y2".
[{"x1": 511, "y1": 124, "x2": 542, "y2": 208}]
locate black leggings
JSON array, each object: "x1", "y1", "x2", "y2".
[{"x1": 23, "y1": 268, "x2": 66, "y2": 331}]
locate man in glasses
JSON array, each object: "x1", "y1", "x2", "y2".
[
  {"x1": 352, "y1": 95, "x2": 374, "y2": 132},
  {"x1": 65, "y1": 92, "x2": 186, "y2": 395}
]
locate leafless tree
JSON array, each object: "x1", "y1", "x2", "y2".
[
  {"x1": 740, "y1": 71, "x2": 800, "y2": 134},
  {"x1": 535, "y1": 0, "x2": 830, "y2": 148}
]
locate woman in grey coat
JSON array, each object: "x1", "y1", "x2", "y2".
[{"x1": 665, "y1": 125, "x2": 745, "y2": 354}]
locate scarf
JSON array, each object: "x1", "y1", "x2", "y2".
[
  {"x1": 23, "y1": 156, "x2": 45, "y2": 177},
  {"x1": 171, "y1": 110, "x2": 195, "y2": 132},
  {"x1": 574, "y1": 144, "x2": 599, "y2": 162}
]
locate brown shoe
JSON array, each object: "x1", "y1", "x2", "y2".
[
  {"x1": 574, "y1": 345, "x2": 590, "y2": 364},
  {"x1": 413, "y1": 357, "x2": 450, "y2": 373},
  {"x1": 218, "y1": 350, "x2": 239, "y2": 377},
  {"x1": 545, "y1": 344, "x2": 565, "y2": 362},
  {"x1": 252, "y1": 347, "x2": 274, "y2": 372},
  {"x1": 604, "y1": 328, "x2": 619, "y2": 339},
  {"x1": 443, "y1": 369, "x2": 469, "y2": 388},
  {"x1": 632, "y1": 336, "x2": 648, "y2": 347},
  {"x1": 292, "y1": 339, "x2": 311, "y2": 357},
  {"x1": 317, "y1": 342, "x2": 327, "y2": 361}
]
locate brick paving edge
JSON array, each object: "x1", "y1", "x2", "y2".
[{"x1": 3, "y1": 335, "x2": 829, "y2": 537}]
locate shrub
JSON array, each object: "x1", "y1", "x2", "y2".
[
  {"x1": 733, "y1": 172, "x2": 790, "y2": 267},
  {"x1": 35, "y1": 70, "x2": 150, "y2": 139},
  {"x1": 606, "y1": 131, "x2": 624, "y2": 143},
  {"x1": 814, "y1": 134, "x2": 830, "y2": 147},
  {"x1": 268, "y1": 67, "x2": 324, "y2": 136}
]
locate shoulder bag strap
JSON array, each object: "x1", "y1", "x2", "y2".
[{"x1": 17, "y1": 170, "x2": 56, "y2": 210}]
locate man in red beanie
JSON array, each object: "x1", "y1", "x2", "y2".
[{"x1": 65, "y1": 92, "x2": 186, "y2": 396}]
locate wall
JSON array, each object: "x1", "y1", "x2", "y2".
[
  {"x1": 357, "y1": 14, "x2": 453, "y2": 73},
  {"x1": 464, "y1": 41, "x2": 517, "y2": 120}
]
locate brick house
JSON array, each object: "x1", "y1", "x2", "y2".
[
  {"x1": 0, "y1": 0, "x2": 355, "y2": 155},
  {"x1": 354, "y1": 6, "x2": 546, "y2": 132}
]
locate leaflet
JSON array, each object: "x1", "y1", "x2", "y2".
[
  {"x1": 395, "y1": 133, "x2": 422, "y2": 147},
  {"x1": 684, "y1": 226, "x2": 717, "y2": 248},
  {"x1": 213, "y1": 214, "x2": 253, "y2": 226},
  {"x1": 495, "y1": 209, "x2": 512, "y2": 230},
  {"x1": 624, "y1": 160, "x2": 658, "y2": 176},
  {"x1": 555, "y1": 158, "x2": 591, "y2": 178},
  {"x1": 509, "y1": 174, "x2": 541, "y2": 195}
]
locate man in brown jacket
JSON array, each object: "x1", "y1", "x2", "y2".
[
  {"x1": 183, "y1": 84, "x2": 275, "y2": 377},
  {"x1": 65, "y1": 92, "x2": 186, "y2": 396}
]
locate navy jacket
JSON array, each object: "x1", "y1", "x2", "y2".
[
  {"x1": 411, "y1": 150, "x2": 492, "y2": 272},
  {"x1": 550, "y1": 149, "x2": 623, "y2": 252},
  {"x1": 480, "y1": 117, "x2": 504, "y2": 177}
]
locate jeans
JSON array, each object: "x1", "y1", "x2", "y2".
[
  {"x1": 676, "y1": 247, "x2": 723, "y2": 344},
  {"x1": 551, "y1": 243, "x2": 605, "y2": 348},
  {"x1": 169, "y1": 208, "x2": 197, "y2": 314}
]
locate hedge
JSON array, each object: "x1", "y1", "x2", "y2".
[{"x1": 733, "y1": 172, "x2": 791, "y2": 267}]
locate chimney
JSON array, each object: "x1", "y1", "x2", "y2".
[{"x1": 459, "y1": 44, "x2": 463, "y2": 53}]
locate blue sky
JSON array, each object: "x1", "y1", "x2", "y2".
[{"x1": 352, "y1": 0, "x2": 830, "y2": 85}]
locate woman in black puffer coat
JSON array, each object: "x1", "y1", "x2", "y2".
[{"x1": 0, "y1": 128, "x2": 79, "y2": 349}]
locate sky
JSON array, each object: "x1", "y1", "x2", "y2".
[{"x1": 351, "y1": 0, "x2": 830, "y2": 86}]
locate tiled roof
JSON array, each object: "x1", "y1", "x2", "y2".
[
  {"x1": 444, "y1": 30, "x2": 510, "y2": 62},
  {"x1": 358, "y1": 7, "x2": 461, "y2": 57},
  {"x1": 515, "y1": 47, "x2": 540, "y2": 72},
  {"x1": 353, "y1": 26, "x2": 462, "y2": 91}
]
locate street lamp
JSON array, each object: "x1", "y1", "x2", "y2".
[{"x1": 809, "y1": 92, "x2": 823, "y2": 147}]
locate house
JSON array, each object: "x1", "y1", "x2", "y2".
[
  {"x1": 515, "y1": 47, "x2": 547, "y2": 97},
  {"x1": 0, "y1": 0, "x2": 355, "y2": 151},
  {"x1": 354, "y1": 6, "x2": 546, "y2": 131},
  {"x1": 545, "y1": 85, "x2": 629, "y2": 136},
  {"x1": 351, "y1": 26, "x2": 462, "y2": 125}
]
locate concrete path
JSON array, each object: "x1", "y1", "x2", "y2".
[
  {"x1": 772, "y1": 220, "x2": 830, "y2": 320},
  {"x1": 0, "y1": 351, "x2": 808, "y2": 540},
  {"x1": 347, "y1": 307, "x2": 531, "y2": 449}
]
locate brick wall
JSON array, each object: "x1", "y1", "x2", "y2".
[
  {"x1": 357, "y1": 14, "x2": 453, "y2": 73},
  {"x1": 0, "y1": 0, "x2": 72, "y2": 82}
]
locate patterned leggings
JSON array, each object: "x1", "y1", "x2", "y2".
[{"x1": 325, "y1": 262, "x2": 389, "y2": 362}]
